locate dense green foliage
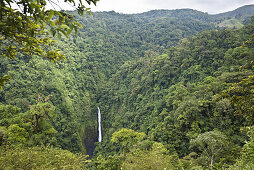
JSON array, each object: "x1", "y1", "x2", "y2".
[
  {"x1": 0, "y1": 0, "x2": 98, "y2": 60},
  {"x1": 0, "y1": 146, "x2": 88, "y2": 169},
  {"x1": 0, "y1": 4, "x2": 254, "y2": 169}
]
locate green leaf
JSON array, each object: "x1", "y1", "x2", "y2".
[
  {"x1": 48, "y1": 10, "x2": 54, "y2": 20},
  {"x1": 59, "y1": 24, "x2": 70, "y2": 30},
  {"x1": 0, "y1": 75, "x2": 12, "y2": 90}
]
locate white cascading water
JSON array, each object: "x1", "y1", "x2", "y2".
[{"x1": 98, "y1": 107, "x2": 102, "y2": 142}]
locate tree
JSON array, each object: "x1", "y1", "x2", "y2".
[
  {"x1": 27, "y1": 95, "x2": 55, "y2": 133},
  {"x1": 0, "y1": 0, "x2": 99, "y2": 88},
  {"x1": 220, "y1": 60, "x2": 254, "y2": 125},
  {"x1": 0, "y1": 146, "x2": 89, "y2": 169},
  {"x1": 122, "y1": 142, "x2": 179, "y2": 169},
  {"x1": 6, "y1": 124, "x2": 28, "y2": 146},
  {"x1": 111, "y1": 128, "x2": 146, "y2": 156},
  {"x1": 24, "y1": 95, "x2": 57, "y2": 146},
  {"x1": 1, "y1": 0, "x2": 99, "y2": 59},
  {"x1": 190, "y1": 130, "x2": 228, "y2": 169},
  {"x1": 234, "y1": 126, "x2": 254, "y2": 169},
  {"x1": 0, "y1": 95, "x2": 57, "y2": 147}
]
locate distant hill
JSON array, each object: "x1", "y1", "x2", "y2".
[
  {"x1": 136, "y1": 9, "x2": 211, "y2": 21},
  {"x1": 67, "y1": 5, "x2": 254, "y2": 76},
  {"x1": 136, "y1": 5, "x2": 254, "y2": 23},
  {"x1": 215, "y1": 5, "x2": 254, "y2": 27},
  {"x1": 215, "y1": 5, "x2": 254, "y2": 20}
]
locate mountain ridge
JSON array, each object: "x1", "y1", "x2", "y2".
[
  {"x1": 92, "y1": 4, "x2": 254, "y2": 17},
  {"x1": 88, "y1": 5, "x2": 254, "y2": 30}
]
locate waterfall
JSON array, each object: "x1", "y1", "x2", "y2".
[{"x1": 98, "y1": 107, "x2": 102, "y2": 142}]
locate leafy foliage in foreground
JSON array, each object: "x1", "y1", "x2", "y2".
[
  {"x1": 0, "y1": 0, "x2": 98, "y2": 60},
  {"x1": 0, "y1": 0, "x2": 99, "y2": 89},
  {"x1": 0, "y1": 146, "x2": 88, "y2": 169}
]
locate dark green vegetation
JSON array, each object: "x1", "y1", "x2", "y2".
[{"x1": 1, "y1": 4, "x2": 254, "y2": 169}]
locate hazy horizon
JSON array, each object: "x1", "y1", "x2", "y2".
[
  {"x1": 88, "y1": 0, "x2": 254, "y2": 14},
  {"x1": 87, "y1": 4, "x2": 254, "y2": 15}
]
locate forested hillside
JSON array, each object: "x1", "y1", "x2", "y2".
[{"x1": 1, "y1": 4, "x2": 254, "y2": 169}]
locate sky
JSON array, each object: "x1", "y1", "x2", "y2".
[{"x1": 88, "y1": 0, "x2": 254, "y2": 14}]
